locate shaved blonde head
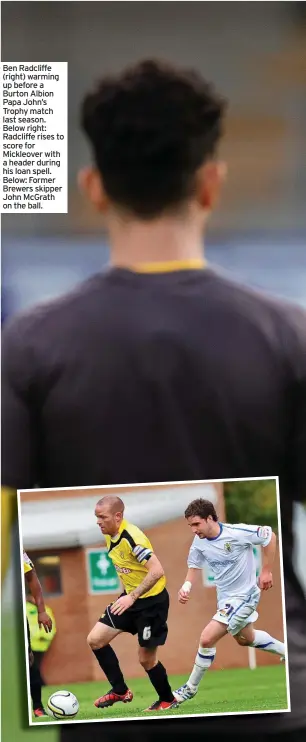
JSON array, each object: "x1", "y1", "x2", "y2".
[{"x1": 95, "y1": 495, "x2": 125, "y2": 514}]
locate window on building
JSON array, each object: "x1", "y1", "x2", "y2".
[{"x1": 27, "y1": 553, "x2": 62, "y2": 597}]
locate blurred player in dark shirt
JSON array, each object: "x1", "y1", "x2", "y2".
[{"x1": 2, "y1": 59, "x2": 306, "y2": 742}]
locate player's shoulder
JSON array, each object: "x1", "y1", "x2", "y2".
[
  {"x1": 209, "y1": 267, "x2": 306, "y2": 344},
  {"x1": 23, "y1": 550, "x2": 34, "y2": 569},
  {"x1": 123, "y1": 521, "x2": 149, "y2": 546},
  {"x1": 222, "y1": 522, "x2": 256, "y2": 537},
  {"x1": 191, "y1": 534, "x2": 204, "y2": 549},
  {"x1": 2, "y1": 271, "x2": 111, "y2": 352}
]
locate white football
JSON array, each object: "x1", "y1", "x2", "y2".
[{"x1": 47, "y1": 690, "x2": 79, "y2": 720}]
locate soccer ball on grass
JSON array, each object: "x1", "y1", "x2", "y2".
[{"x1": 47, "y1": 690, "x2": 79, "y2": 720}]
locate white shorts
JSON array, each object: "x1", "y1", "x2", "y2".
[{"x1": 213, "y1": 587, "x2": 260, "y2": 636}]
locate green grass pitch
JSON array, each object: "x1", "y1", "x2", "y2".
[
  {"x1": 33, "y1": 664, "x2": 288, "y2": 725},
  {"x1": 1, "y1": 601, "x2": 288, "y2": 739}
]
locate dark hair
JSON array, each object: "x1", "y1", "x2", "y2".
[
  {"x1": 184, "y1": 498, "x2": 218, "y2": 521},
  {"x1": 81, "y1": 59, "x2": 227, "y2": 219}
]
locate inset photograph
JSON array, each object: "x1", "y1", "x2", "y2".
[{"x1": 18, "y1": 478, "x2": 290, "y2": 725}]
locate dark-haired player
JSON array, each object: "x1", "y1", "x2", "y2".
[
  {"x1": 2, "y1": 59, "x2": 306, "y2": 742},
  {"x1": 173, "y1": 499, "x2": 285, "y2": 704}
]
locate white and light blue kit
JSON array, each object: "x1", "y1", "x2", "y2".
[{"x1": 187, "y1": 522, "x2": 272, "y2": 635}]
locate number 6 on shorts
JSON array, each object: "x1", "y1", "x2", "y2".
[{"x1": 143, "y1": 626, "x2": 151, "y2": 640}]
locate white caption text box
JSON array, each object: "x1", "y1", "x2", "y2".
[{"x1": 1, "y1": 62, "x2": 67, "y2": 214}]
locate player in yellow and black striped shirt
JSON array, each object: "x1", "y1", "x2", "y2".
[
  {"x1": 87, "y1": 495, "x2": 178, "y2": 712},
  {"x1": 23, "y1": 550, "x2": 53, "y2": 718}
]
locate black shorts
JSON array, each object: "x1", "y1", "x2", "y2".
[{"x1": 99, "y1": 588, "x2": 169, "y2": 647}]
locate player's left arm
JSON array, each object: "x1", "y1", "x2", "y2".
[
  {"x1": 130, "y1": 554, "x2": 164, "y2": 602},
  {"x1": 259, "y1": 530, "x2": 277, "y2": 591},
  {"x1": 233, "y1": 524, "x2": 276, "y2": 590}
]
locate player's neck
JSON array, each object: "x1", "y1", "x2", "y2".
[
  {"x1": 110, "y1": 528, "x2": 120, "y2": 540},
  {"x1": 107, "y1": 210, "x2": 206, "y2": 270},
  {"x1": 208, "y1": 522, "x2": 222, "y2": 539},
  {"x1": 110, "y1": 519, "x2": 125, "y2": 539}
]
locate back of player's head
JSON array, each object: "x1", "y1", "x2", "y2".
[
  {"x1": 185, "y1": 498, "x2": 218, "y2": 521},
  {"x1": 81, "y1": 58, "x2": 226, "y2": 219}
]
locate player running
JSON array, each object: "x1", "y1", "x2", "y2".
[
  {"x1": 173, "y1": 498, "x2": 285, "y2": 704},
  {"x1": 23, "y1": 550, "x2": 53, "y2": 717},
  {"x1": 87, "y1": 495, "x2": 178, "y2": 712}
]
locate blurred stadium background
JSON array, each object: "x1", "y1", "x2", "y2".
[{"x1": 1, "y1": 1, "x2": 306, "y2": 740}]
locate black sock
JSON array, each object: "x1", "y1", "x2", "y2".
[
  {"x1": 146, "y1": 661, "x2": 174, "y2": 702},
  {"x1": 93, "y1": 645, "x2": 128, "y2": 695},
  {"x1": 30, "y1": 662, "x2": 43, "y2": 708}
]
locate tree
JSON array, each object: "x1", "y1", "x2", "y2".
[{"x1": 223, "y1": 479, "x2": 278, "y2": 532}]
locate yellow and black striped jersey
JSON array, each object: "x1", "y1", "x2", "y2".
[
  {"x1": 104, "y1": 519, "x2": 166, "y2": 598},
  {"x1": 23, "y1": 550, "x2": 34, "y2": 575}
]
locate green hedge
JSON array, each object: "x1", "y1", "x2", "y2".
[{"x1": 223, "y1": 479, "x2": 278, "y2": 533}]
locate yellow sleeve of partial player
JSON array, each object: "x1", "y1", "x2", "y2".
[
  {"x1": 1, "y1": 487, "x2": 17, "y2": 582},
  {"x1": 23, "y1": 552, "x2": 34, "y2": 574}
]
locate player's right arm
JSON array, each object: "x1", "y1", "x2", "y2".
[
  {"x1": 178, "y1": 567, "x2": 201, "y2": 604},
  {"x1": 24, "y1": 560, "x2": 53, "y2": 633},
  {"x1": 178, "y1": 541, "x2": 205, "y2": 605}
]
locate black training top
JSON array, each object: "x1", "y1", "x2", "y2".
[{"x1": 2, "y1": 266, "x2": 306, "y2": 737}]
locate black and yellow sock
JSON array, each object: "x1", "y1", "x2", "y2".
[
  {"x1": 93, "y1": 646, "x2": 128, "y2": 695},
  {"x1": 146, "y1": 661, "x2": 174, "y2": 702}
]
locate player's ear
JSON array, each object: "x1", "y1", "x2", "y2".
[
  {"x1": 77, "y1": 166, "x2": 109, "y2": 213},
  {"x1": 196, "y1": 160, "x2": 227, "y2": 211}
]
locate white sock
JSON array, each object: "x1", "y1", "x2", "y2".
[
  {"x1": 188, "y1": 646, "x2": 216, "y2": 689},
  {"x1": 252, "y1": 630, "x2": 285, "y2": 656}
]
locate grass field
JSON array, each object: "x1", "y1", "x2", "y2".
[
  {"x1": 2, "y1": 575, "x2": 288, "y2": 740},
  {"x1": 32, "y1": 664, "x2": 288, "y2": 725}
]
